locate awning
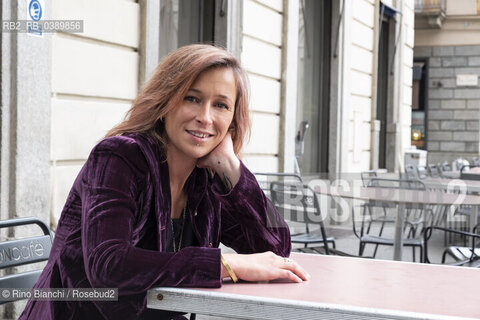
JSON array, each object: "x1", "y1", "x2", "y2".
[{"x1": 380, "y1": 2, "x2": 402, "y2": 18}]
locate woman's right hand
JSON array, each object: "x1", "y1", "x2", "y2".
[{"x1": 221, "y1": 252, "x2": 310, "y2": 283}]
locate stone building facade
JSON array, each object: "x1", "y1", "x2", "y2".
[
  {"x1": 414, "y1": 0, "x2": 480, "y2": 164},
  {"x1": 414, "y1": 45, "x2": 480, "y2": 163}
]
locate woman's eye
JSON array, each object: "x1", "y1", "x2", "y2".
[
  {"x1": 216, "y1": 103, "x2": 229, "y2": 110},
  {"x1": 184, "y1": 96, "x2": 199, "y2": 103}
]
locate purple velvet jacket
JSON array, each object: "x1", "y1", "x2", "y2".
[{"x1": 19, "y1": 133, "x2": 291, "y2": 319}]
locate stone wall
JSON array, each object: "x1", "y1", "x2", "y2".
[{"x1": 414, "y1": 45, "x2": 480, "y2": 164}]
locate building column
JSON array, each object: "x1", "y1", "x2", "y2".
[
  {"x1": 1, "y1": 1, "x2": 51, "y2": 224},
  {"x1": 1, "y1": 0, "x2": 51, "y2": 317}
]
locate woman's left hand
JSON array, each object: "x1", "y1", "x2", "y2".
[{"x1": 197, "y1": 132, "x2": 241, "y2": 190}]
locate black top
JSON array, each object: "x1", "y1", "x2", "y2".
[{"x1": 166, "y1": 204, "x2": 198, "y2": 252}]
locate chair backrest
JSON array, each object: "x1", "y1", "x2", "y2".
[
  {"x1": 416, "y1": 165, "x2": 428, "y2": 179},
  {"x1": 0, "y1": 217, "x2": 52, "y2": 304},
  {"x1": 441, "y1": 161, "x2": 451, "y2": 172},
  {"x1": 427, "y1": 163, "x2": 440, "y2": 178},
  {"x1": 453, "y1": 158, "x2": 469, "y2": 171},
  {"x1": 360, "y1": 171, "x2": 377, "y2": 187},
  {"x1": 404, "y1": 164, "x2": 417, "y2": 179},
  {"x1": 367, "y1": 178, "x2": 426, "y2": 190},
  {"x1": 253, "y1": 172, "x2": 303, "y2": 199},
  {"x1": 269, "y1": 181, "x2": 326, "y2": 225}
]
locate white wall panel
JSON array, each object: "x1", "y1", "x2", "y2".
[
  {"x1": 255, "y1": 0, "x2": 283, "y2": 12},
  {"x1": 350, "y1": 71, "x2": 372, "y2": 97},
  {"x1": 51, "y1": 98, "x2": 130, "y2": 160},
  {"x1": 243, "y1": 0, "x2": 282, "y2": 46},
  {"x1": 241, "y1": 36, "x2": 282, "y2": 79},
  {"x1": 402, "y1": 85, "x2": 413, "y2": 105},
  {"x1": 403, "y1": 65, "x2": 413, "y2": 86},
  {"x1": 244, "y1": 113, "x2": 280, "y2": 154},
  {"x1": 351, "y1": 95, "x2": 372, "y2": 118},
  {"x1": 345, "y1": 150, "x2": 371, "y2": 170},
  {"x1": 52, "y1": 0, "x2": 140, "y2": 48},
  {"x1": 403, "y1": 47, "x2": 414, "y2": 67},
  {"x1": 352, "y1": 0, "x2": 374, "y2": 28},
  {"x1": 401, "y1": 104, "x2": 412, "y2": 127},
  {"x1": 242, "y1": 155, "x2": 279, "y2": 173},
  {"x1": 52, "y1": 35, "x2": 139, "y2": 100},
  {"x1": 381, "y1": 0, "x2": 394, "y2": 6},
  {"x1": 248, "y1": 73, "x2": 281, "y2": 114},
  {"x1": 406, "y1": 26, "x2": 415, "y2": 48},
  {"x1": 351, "y1": 19, "x2": 374, "y2": 51},
  {"x1": 51, "y1": 165, "x2": 83, "y2": 226},
  {"x1": 403, "y1": 4, "x2": 415, "y2": 28},
  {"x1": 351, "y1": 45, "x2": 373, "y2": 74}
]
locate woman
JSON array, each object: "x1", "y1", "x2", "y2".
[{"x1": 20, "y1": 44, "x2": 309, "y2": 320}]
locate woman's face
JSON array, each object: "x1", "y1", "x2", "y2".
[{"x1": 164, "y1": 67, "x2": 237, "y2": 160}]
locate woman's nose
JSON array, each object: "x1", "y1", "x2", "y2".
[{"x1": 195, "y1": 103, "x2": 213, "y2": 125}]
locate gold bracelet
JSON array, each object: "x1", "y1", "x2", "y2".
[{"x1": 221, "y1": 255, "x2": 238, "y2": 283}]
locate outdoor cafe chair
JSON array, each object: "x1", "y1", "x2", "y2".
[
  {"x1": 353, "y1": 178, "x2": 431, "y2": 261},
  {"x1": 404, "y1": 164, "x2": 417, "y2": 179},
  {"x1": 416, "y1": 165, "x2": 428, "y2": 179},
  {"x1": 437, "y1": 161, "x2": 451, "y2": 178},
  {"x1": 424, "y1": 224, "x2": 480, "y2": 267},
  {"x1": 427, "y1": 164, "x2": 440, "y2": 178},
  {"x1": 269, "y1": 181, "x2": 335, "y2": 255},
  {"x1": 359, "y1": 172, "x2": 396, "y2": 256},
  {"x1": 253, "y1": 172, "x2": 304, "y2": 200},
  {"x1": 0, "y1": 217, "x2": 53, "y2": 304}
]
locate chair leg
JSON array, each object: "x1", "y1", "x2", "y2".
[
  {"x1": 329, "y1": 239, "x2": 336, "y2": 249},
  {"x1": 190, "y1": 313, "x2": 196, "y2": 320},
  {"x1": 359, "y1": 242, "x2": 365, "y2": 256}
]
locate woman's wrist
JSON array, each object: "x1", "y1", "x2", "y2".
[
  {"x1": 214, "y1": 156, "x2": 241, "y2": 191},
  {"x1": 221, "y1": 253, "x2": 238, "y2": 282}
]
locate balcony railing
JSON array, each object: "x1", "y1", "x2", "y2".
[
  {"x1": 415, "y1": 0, "x2": 446, "y2": 28},
  {"x1": 415, "y1": 0, "x2": 446, "y2": 13}
]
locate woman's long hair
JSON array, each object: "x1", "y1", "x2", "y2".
[{"x1": 105, "y1": 44, "x2": 250, "y2": 155}]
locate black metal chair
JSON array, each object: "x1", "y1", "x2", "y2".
[
  {"x1": 253, "y1": 172, "x2": 304, "y2": 200},
  {"x1": 269, "y1": 181, "x2": 335, "y2": 255},
  {"x1": 358, "y1": 174, "x2": 397, "y2": 257},
  {"x1": 353, "y1": 178, "x2": 431, "y2": 261},
  {"x1": 424, "y1": 224, "x2": 480, "y2": 267},
  {"x1": 0, "y1": 217, "x2": 53, "y2": 304}
]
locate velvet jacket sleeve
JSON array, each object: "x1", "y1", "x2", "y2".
[
  {"x1": 211, "y1": 162, "x2": 292, "y2": 257},
  {"x1": 80, "y1": 138, "x2": 222, "y2": 296}
]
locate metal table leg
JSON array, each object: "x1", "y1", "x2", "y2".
[{"x1": 393, "y1": 202, "x2": 405, "y2": 261}]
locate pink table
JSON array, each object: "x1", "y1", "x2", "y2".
[{"x1": 147, "y1": 253, "x2": 480, "y2": 319}]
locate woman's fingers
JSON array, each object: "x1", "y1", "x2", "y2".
[
  {"x1": 279, "y1": 269, "x2": 303, "y2": 283},
  {"x1": 277, "y1": 256, "x2": 311, "y2": 281}
]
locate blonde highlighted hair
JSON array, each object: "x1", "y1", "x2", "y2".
[{"x1": 106, "y1": 44, "x2": 250, "y2": 155}]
